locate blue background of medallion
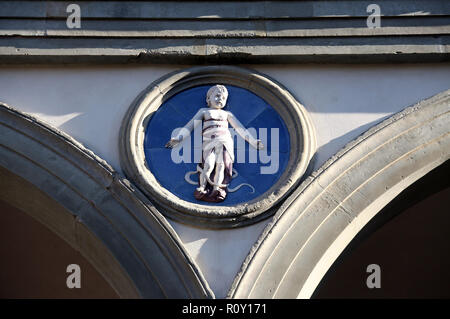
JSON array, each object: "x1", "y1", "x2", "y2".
[{"x1": 144, "y1": 85, "x2": 290, "y2": 206}]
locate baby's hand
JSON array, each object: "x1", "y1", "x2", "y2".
[
  {"x1": 256, "y1": 140, "x2": 265, "y2": 150},
  {"x1": 165, "y1": 137, "x2": 181, "y2": 148}
]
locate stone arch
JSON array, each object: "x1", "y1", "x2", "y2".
[
  {"x1": 0, "y1": 103, "x2": 213, "y2": 299},
  {"x1": 228, "y1": 89, "x2": 450, "y2": 299}
]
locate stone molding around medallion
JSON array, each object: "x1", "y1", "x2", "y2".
[{"x1": 119, "y1": 65, "x2": 316, "y2": 228}]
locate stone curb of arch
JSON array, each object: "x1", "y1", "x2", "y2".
[
  {"x1": 228, "y1": 89, "x2": 450, "y2": 299},
  {"x1": 119, "y1": 65, "x2": 316, "y2": 229},
  {"x1": 0, "y1": 103, "x2": 213, "y2": 299}
]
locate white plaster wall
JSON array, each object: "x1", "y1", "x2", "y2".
[{"x1": 0, "y1": 63, "x2": 449, "y2": 298}]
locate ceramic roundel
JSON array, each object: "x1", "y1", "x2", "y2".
[
  {"x1": 119, "y1": 66, "x2": 316, "y2": 228},
  {"x1": 144, "y1": 84, "x2": 290, "y2": 206}
]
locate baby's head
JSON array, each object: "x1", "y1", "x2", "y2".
[{"x1": 206, "y1": 85, "x2": 228, "y2": 109}]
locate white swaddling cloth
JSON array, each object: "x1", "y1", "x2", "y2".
[
  {"x1": 202, "y1": 119, "x2": 235, "y2": 162},
  {"x1": 184, "y1": 117, "x2": 255, "y2": 193}
]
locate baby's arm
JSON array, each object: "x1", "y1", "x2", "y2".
[
  {"x1": 165, "y1": 108, "x2": 205, "y2": 148},
  {"x1": 227, "y1": 111, "x2": 264, "y2": 150}
]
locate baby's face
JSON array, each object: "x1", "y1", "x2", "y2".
[{"x1": 208, "y1": 89, "x2": 227, "y2": 109}]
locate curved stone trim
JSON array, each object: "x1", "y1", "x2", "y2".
[
  {"x1": 119, "y1": 65, "x2": 316, "y2": 228},
  {"x1": 228, "y1": 89, "x2": 450, "y2": 298},
  {"x1": 0, "y1": 103, "x2": 213, "y2": 299}
]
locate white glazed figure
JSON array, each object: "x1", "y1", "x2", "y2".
[{"x1": 165, "y1": 85, "x2": 264, "y2": 202}]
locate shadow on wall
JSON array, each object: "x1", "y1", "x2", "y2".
[
  {"x1": 170, "y1": 220, "x2": 269, "y2": 299},
  {"x1": 313, "y1": 114, "x2": 392, "y2": 169},
  {"x1": 0, "y1": 66, "x2": 176, "y2": 172}
]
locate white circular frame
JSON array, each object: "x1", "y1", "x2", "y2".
[{"x1": 119, "y1": 65, "x2": 316, "y2": 228}]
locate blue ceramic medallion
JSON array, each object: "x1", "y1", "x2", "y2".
[{"x1": 144, "y1": 85, "x2": 290, "y2": 206}]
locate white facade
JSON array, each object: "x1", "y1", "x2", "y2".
[{"x1": 1, "y1": 63, "x2": 449, "y2": 297}]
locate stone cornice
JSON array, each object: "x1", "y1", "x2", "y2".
[{"x1": 0, "y1": 0, "x2": 448, "y2": 64}]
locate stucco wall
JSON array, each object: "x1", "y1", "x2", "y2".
[{"x1": 0, "y1": 63, "x2": 449, "y2": 297}]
